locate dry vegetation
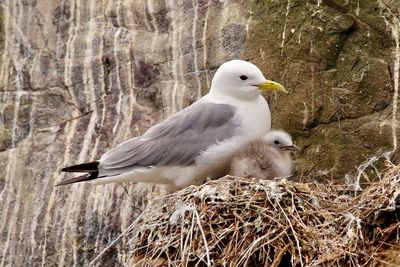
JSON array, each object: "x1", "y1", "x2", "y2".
[{"x1": 118, "y1": 162, "x2": 400, "y2": 266}]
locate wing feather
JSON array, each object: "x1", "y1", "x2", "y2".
[{"x1": 99, "y1": 102, "x2": 238, "y2": 175}]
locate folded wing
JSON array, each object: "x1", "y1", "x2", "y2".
[
  {"x1": 98, "y1": 102, "x2": 239, "y2": 177},
  {"x1": 58, "y1": 101, "x2": 240, "y2": 186}
]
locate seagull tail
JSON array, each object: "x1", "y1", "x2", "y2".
[
  {"x1": 57, "y1": 161, "x2": 100, "y2": 186},
  {"x1": 55, "y1": 172, "x2": 99, "y2": 186},
  {"x1": 61, "y1": 161, "x2": 100, "y2": 173}
]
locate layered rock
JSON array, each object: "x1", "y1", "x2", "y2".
[{"x1": 0, "y1": 0, "x2": 399, "y2": 266}]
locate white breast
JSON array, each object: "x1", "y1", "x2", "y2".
[
  {"x1": 234, "y1": 96, "x2": 271, "y2": 139},
  {"x1": 193, "y1": 94, "x2": 272, "y2": 180},
  {"x1": 203, "y1": 93, "x2": 271, "y2": 139}
]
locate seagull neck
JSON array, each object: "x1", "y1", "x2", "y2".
[{"x1": 208, "y1": 89, "x2": 260, "y2": 103}]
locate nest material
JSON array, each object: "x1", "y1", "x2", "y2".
[{"x1": 126, "y1": 164, "x2": 400, "y2": 266}]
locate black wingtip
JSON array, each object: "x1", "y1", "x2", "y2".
[
  {"x1": 56, "y1": 172, "x2": 99, "y2": 186},
  {"x1": 61, "y1": 161, "x2": 100, "y2": 173}
]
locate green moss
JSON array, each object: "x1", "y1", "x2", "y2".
[{"x1": 244, "y1": 0, "x2": 396, "y2": 181}]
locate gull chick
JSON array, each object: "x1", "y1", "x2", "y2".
[
  {"x1": 230, "y1": 130, "x2": 297, "y2": 180},
  {"x1": 57, "y1": 60, "x2": 286, "y2": 191}
]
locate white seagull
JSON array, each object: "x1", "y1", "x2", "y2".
[
  {"x1": 230, "y1": 129, "x2": 297, "y2": 180},
  {"x1": 57, "y1": 60, "x2": 286, "y2": 191}
]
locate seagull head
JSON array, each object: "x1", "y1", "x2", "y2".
[
  {"x1": 263, "y1": 130, "x2": 299, "y2": 152},
  {"x1": 210, "y1": 60, "x2": 286, "y2": 100}
]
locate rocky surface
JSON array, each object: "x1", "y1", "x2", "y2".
[
  {"x1": 246, "y1": 0, "x2": 399, "y2": 181},
  {"x1": 0, "y1": 0, "x2": 399, "y2": 266}
]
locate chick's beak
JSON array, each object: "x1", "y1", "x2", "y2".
[
  {"x1": 257, "y1": 80, "x2": 287, "y2": 93},
  {"x1": 281, "y1": 144, "x2": 299, "y2": 151}
]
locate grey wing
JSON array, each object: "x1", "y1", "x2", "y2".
[{"x1": 99, "y1": 102, "x2": 239, "y2": 175}]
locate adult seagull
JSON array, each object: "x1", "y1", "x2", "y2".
[{"x1": 57, "y1": 60, "x2": 286, "y2": 191}]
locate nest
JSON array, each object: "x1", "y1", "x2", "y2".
[{"x1": 125, "y1": 163, "x2": 400, "y2": 266}]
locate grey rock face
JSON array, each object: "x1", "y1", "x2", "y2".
[
  {"x1": 0, "y1": 0, "x2": 398, "y2": 266},
  {"x1": 0, "y1": 1, "x2": 250, "y2": 266}
]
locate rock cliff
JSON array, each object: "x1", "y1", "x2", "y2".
[{"x1": 0, "y1": 0, "x2": 399, "y2": 266}]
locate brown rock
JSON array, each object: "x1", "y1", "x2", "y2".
[{"x1": 0, "y1": 0, "x2": 399, "y2": 266}]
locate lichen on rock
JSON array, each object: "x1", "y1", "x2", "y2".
[{"x1": 0, "y1": 0, "x2": 399, "y2": 266}]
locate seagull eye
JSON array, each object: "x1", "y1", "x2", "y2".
[
  {"x1": 274, "y1": 140, "x2": 280, "y2": 145},
  {"x1": 239, "y1": 75, "x2": 248, "y2": 81}
]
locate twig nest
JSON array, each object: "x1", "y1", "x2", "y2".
[{"x1": 126, "y1": 166, "x2": 400, "y2": 266}]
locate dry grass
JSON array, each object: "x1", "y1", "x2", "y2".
[{"x1": 124, "y1": 162, "x2": 400, "y2": 266}]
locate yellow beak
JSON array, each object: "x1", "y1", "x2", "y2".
[{"x1": 258, "y1": 80, "x2": 287, "y2": 93}]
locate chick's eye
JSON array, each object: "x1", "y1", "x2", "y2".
[
  {"x1": 239, "y1": 75, "x2": 248, "y2": 81},
  {"x1": 274, "y1": 140, "x2": 280, "y2": 145}
]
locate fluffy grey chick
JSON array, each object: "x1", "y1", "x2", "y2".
[{"x1": 230, "y1": 130, "x2": 297, "y2": 180}]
